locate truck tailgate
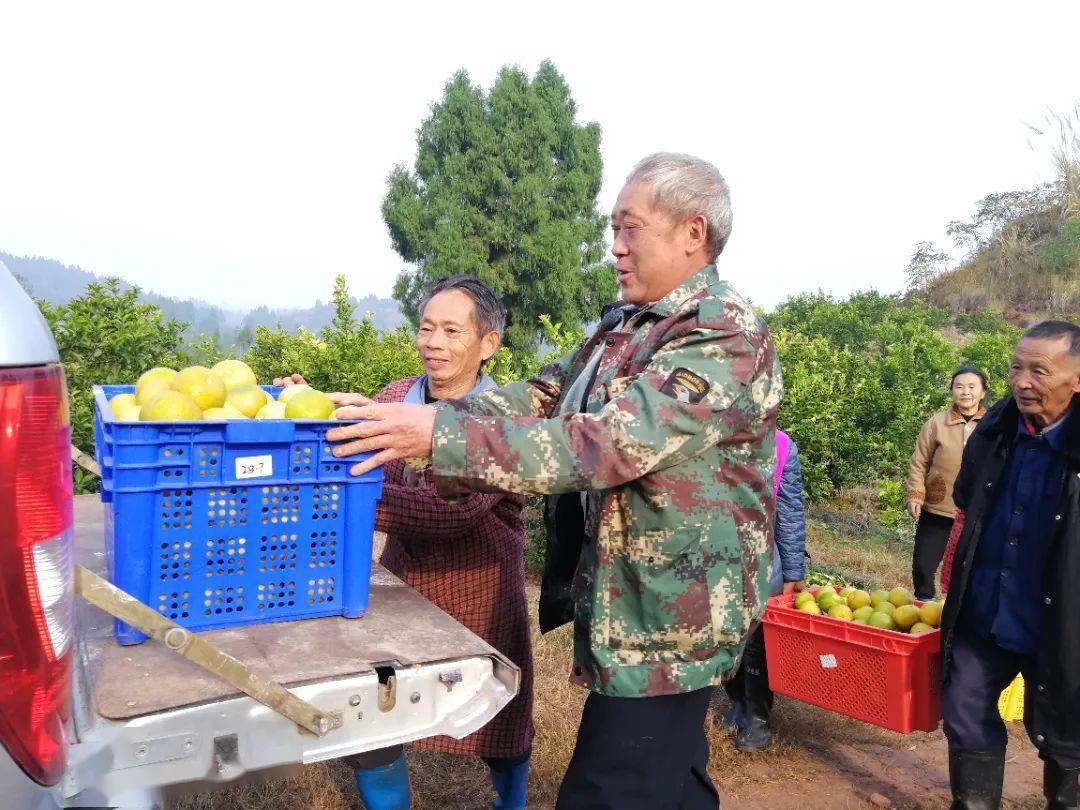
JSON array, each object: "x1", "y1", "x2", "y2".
[{"x1": 63, "y1": 495, "x2": 519, "y2": 803}]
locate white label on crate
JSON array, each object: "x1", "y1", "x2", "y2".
[
  {"x1": 819, "y1": 654, "x2": 838, "y2": 669},
  {"x1": 236, "y1": 455, "x2": 273, "y2": 480}
]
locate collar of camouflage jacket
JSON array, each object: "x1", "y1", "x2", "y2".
[{"x1": 642, "y1": 262, "x2": 720, "y2": 317}]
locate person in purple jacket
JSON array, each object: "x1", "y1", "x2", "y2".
[{"x1": 721, "y1": 429, "x2": 807, "y2": 750}]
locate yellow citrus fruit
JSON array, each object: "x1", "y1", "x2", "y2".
[
  {"x1": 872, "y1": 601, "x2": 896, "y2": 618},
  {"x1": 226, "y1": 384, "x2": 269, "y2": 419},
  {"x1": 109, "y1": 393, "x2": 141, "y2": 421},
  {"x1": 278, "y1": 384, "x2": 314, "y2": 404},
  {"x1": 255, "y1": 401, "x2": 287, "y2": 419},
  {"x1": 818, "y1": 593, "x2": 841, "y2": 611},
  {"x1": 211, "y1": 359, "x2": 257, "y2": 390},
  {"x1": 797, "y1": 601, "x2": 822, "y2": 615},
  {"x1": 283, "y1": 389, "x2": 335, "y2": 420},
  {"x1": 868, "y1": 611, "x2": 898, "y2": 631},
  {"x1": 828, "y1": 604, "x2": 854, "y2": 621},
  {"x1": 202, "y1": 406, "x2": 245, "y2": 420},
  {"x1": 816, "y1": 586, "x2": 838, "y2": 600},
  {"x1": 892, "y1": 604, "x2": 921, "y2": 631},
  {"x1": 889, "y1": 587, "x2": 914, "y2": 607},
  {"x1": 109, "y1": 393, "x2": 137, "y2": 410},
  {"x1": 140, "y1": 391, "x2": 202, "y2": 422},
  {"x1": 852, "y1": 606, "x2": 875, "y2": 622},
  {"x1": 794, "y1": 592, "x2": 815, "y2": 608},
  {"x1": 870, "y1": 589, "x2": 891, "y2": 606},
  {"x1": 909, "y1": 622, "x2": 936, "y2": 635},
  {"x1": 135, "y1": 367, "x2": 178, "y2": 405},
  {"x1": 918, "y1": 600, "x2": 944, "y2": 628},
  {"x1": 846, "y1": 589, "x2": 872, "y2": 610},
  {"x1": 171, "y1": 366, "x2": 226, "y2": 410}
]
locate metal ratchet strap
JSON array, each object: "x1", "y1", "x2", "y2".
[{"x1": 74, "y1": 565, "x2": 340, "y2": 737}]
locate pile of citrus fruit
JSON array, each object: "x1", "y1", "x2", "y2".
[
  {"x1": 793, "y1": 586, "x2": 943, "y2": 635},
  {"x1": 108, "y1": 360, "x2": 337, "y2": 423}
]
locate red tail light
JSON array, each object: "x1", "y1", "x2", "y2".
[{"x1": 0, "y1": 364, "x2": 74, "y2": 786}]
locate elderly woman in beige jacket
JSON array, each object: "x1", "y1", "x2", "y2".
[{"x1": 906, "y1": 366, "x2": 989, "y2": 600}]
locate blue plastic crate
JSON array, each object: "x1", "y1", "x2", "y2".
[{"x1": 92, "y1": 385, "x2": 383, "y2": 645}]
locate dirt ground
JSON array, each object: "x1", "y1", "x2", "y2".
[{"x1": 174, "y1": 517, "x2": 1047, "y2": 809}]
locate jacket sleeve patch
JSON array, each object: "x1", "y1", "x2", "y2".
[{"x1": 660, "y1": 368, "x2": 709, "y2": 404}]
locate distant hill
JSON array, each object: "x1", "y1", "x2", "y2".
[
  {"x1": 911, "y1": 177, "x2": 1080, "y2": 324},
  {"x1": 2, "y1": 251, "x2": 404, "y2": 341}
]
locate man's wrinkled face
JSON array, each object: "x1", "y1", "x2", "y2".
[
  {"x1": 1008, "y1": 336, "x2": 1080, "y2": 427},
  {"x1": 416, "y1": 289, "x2": 497, "y2": 390},
  {"x1": 610, "y1": 182, "x2": 688, "y2": 305}
]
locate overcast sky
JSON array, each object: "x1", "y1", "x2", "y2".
[{"x1": 2, "y1": 1, "x2": 1077, "y2": 314}]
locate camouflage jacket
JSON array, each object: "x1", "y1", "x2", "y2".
[{"x1": 430, "y1": 264, "x2": 783, "y2": 697}]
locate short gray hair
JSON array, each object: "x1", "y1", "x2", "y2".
[
  {"x1": 418, "y1": 275, "x2": 506, "y2": 336},
  {"x1": 1024, "y1": 320, "x2": 1080, "y2": 356},
  {"x1": 625, "y1": 152, "x2": 733, "y2": 258}
]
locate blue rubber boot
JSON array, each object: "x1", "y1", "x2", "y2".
[
  {"x1": 354, "y1": 754, "x2": 411, "y2": 810},
  {"x1": 490, "y1": 756, "x2": 530, "y2": 809}
]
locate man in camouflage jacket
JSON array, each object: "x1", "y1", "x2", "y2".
[{"x1": 330, "y1": 152, "x2": 782, "y2": 809}]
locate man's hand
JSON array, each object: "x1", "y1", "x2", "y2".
[
  {"x1": 327, "y1": 392, "x2": 373, "y2": 408},
  {"x1": 906, "y1": 500, "x2": 923, "y2": 520},
  {"x1": 326, "y1": 403, "x2": 437, "y2": 476},
  {"x1": 782, "y1": 580, "x2": 805, "y2": 595},
  {"x1": 272, "y1": 373, "x2": 307, "y2": 387}
]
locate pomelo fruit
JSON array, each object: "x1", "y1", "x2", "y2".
[
  {"x1": 255, "y1": 401, "x2": 287, "y2": 419},
  {"x1": 284, "y1": 389, "x2": 335, "y2": 420},
  {"x1": 846, "y1": 589, "x2": 872, "y2": 610},
  {"x1": 892, "y1": 604, "x2": 920, "y2": 631},
  {"x1": 226, "y1": 384, "x2": 268, "y2": 419},
  {"x1": 202, "y1": 406, "x2": 244, "y2": 420},
  {"x1": 872, "y1": 601, "x2": 896, "y2": 618},
  {"x1": 817, "y1": 593, "x2": 841, "y2": 611},
  {"x1": 794, "y1": 592, "x2": 815, "y2": 608},
  {"x1": 828, "y1": 604, "x2": 853, "y2": 621},
  {"x1": 868, "y1": 611, "x2": 897, "y2": 631},
  {"x1": 853, "y1": 617, "x2": 870, "y2": 625},
  {"x1": 816, "y1": 586, "x2": 838, "y2": 600},
  {"x1": 870, "y1": 589, "x2": 891, "y2": 606},
  {"x1": 171, "y1": 366, "x2": 226, "y2": 410},
  {"x1": 211, "y1": 359, "x2": 257, "y2": 390},
  {"x1": 918, "y1": 600, "x2": 944, "y2": 628},
  {"x1": 797, "y1": 601, "x2": 822, "y2": 615},
  {"x1": 910, "y1": 622, "x2": 935, "y2": 635},
  {"x1": 278, "y1": 384, "x2": 314, "y2": 404},
  {"x1": 109, "y1": 393, "x2": 140, "y2": 421},
  {"x1": 109, "y1": 392, "x2": 137, "y2": 411},
  {"x1": 135, "y1": 367, "x2": 177, "y2": 405},
  {"x1": 141, "y1": 391, "x2": 201, "y2": 422},
  {"x1": 888, "y1": 587, "x2": 914, "y2": 607},
  {"x1": 852, "y1": 606, "x2": 875, "y2": 622}
]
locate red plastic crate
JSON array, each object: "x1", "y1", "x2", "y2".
[{"x1": 761, "y1": 590, "x2": 942, "y2": 733}]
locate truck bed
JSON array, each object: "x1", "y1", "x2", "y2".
[{"x1": 63, "y1": 496, "x2": 519, "y2": 805}]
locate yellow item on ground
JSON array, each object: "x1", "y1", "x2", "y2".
[{"x1": 998, "y1": 673, "x2": 1024, "y2": 722}]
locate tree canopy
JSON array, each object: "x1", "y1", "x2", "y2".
[{"x1": 383, "y1": 60, "x2": 616, "y2": 354}]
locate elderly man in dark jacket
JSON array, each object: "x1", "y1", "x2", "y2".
[{"x1": 939, "y1": 320, "x2": 1080, "y2": 810}]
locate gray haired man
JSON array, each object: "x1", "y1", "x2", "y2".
[{"x1": 327, "y1": 153, "x2": 782, "y2": 808}]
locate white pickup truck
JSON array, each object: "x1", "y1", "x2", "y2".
[{"x1": 0, "y1": 261, "x2": 519, "y2": 808}]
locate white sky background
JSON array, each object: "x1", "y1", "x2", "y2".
[{"x1": 2, "y1": 1, "x2": 1078, "y2": 314}]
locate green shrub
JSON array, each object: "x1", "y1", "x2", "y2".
[{"x1": 1035, "y1": 216, "x2": 1080, "y2": 276}]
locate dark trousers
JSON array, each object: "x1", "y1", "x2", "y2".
[
  {"x1": 557, "y1": 687, "x2": 720, "y2": 809},
  {"x1": 724, "y1": 623, "x2": 772, "y2": 718},
  {"x1": 942, "y1": 630, "x2": 1080, "y2": 770},
  {"x1": 912, "y1": 511, "x2": 953, "y2": 600}
]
